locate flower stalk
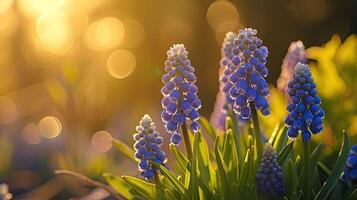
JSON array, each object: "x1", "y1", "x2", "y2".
[
  {"x1": 303, "y1": 140, "x2": 311, "y2": 200},
  {"x1": 182, "y1": 121, "x2": 193, "y2": 160},
  {"x1": 250, "y1": 103, "x2": 263, "y2": 163}
]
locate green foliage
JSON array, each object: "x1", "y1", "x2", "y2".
[{"x1": 106, "y1": 114, "x2": 353, "y2": 200}]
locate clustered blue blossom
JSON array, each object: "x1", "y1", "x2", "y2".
[
  {"x1": 341, "y1": 144, "x2": 357, "y2": 184},
  {"x1": 256, "y1": 144, "x2": 285, "y2": 197},
  {"x1": 161, "y1": 44, "x2": 201, "y2": 145},
  {"x1": 285, "y1": 63, "x2": 324, "y2": 141},
  {"x1": 223, "y1": 28, "x2": 270, "y2": 119},
  {"x1": 277, "y1": 41, "x2": 306, "y2": 93},
  {"x1": 133, "y1": 115, "x2": 167, "y2": 180},
  {"x1": 211, "y1": 32, "x2": 237, "y2": 130}
]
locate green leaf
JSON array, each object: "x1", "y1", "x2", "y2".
[
  {"x1": 214, "y1": 137, "x2": 230, "y2": 199},
  {"x1": 121, "y1": 175, "x2": 157, "y2": 200},
  {"x1": 273, "y1": 126, "x2": 288, "y2": 153},
  {"x1": 238, "y1": 148, "x2": 253, "y2": 198},
  {"x1": 199, "y1": 117, "x2": 217, "y2": 139},
  {"x1": 103, "y1": 173, "x2": 145, "y2": 200},
  {"x1": 195, "y1": 131, "x2": 214, "y2": 193},
  {"x1": 286, "y1": 159, "x2": 299, "y2": 200},
  {"x1": 329, "y1": 180, "x2": 344, "y2": 200},
  {"x1": 188, "y1": 131, "x2": 199, "y2": 200},
  {"x1": 169, "y1": 144, "x2": 188, "y2": 172},
  {"x1": 112, "y1": 139, "x2": 136, "y2": 163},
  {"x1": 197, "y1": 176, "x2": 216, "y2": 200},
  {"x1": 314, "y1": 131, "x2": 350, "y2": 200},
  {"x1": 318, "y1": 161, "x2": 332, "y2": 176},
  {"x1": 277, "y1": 141, "x2": 294, "y2": 165},
  {"x1": 348, "y1": 189, "x2": 357, "y2": 200},
  {"x1": 268, "y1": 123, "x2": 281, "y2": 145},
  {"x1": 151, "y1": 162, "x2": 186, "y2": 197},
  {"x1": 222, "y1": 130, "x2": 239, "y2": 185}
]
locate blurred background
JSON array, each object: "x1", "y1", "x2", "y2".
[{"x1": 0, "y1": 0, "x2": 356, "y2": 199}]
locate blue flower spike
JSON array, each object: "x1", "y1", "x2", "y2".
[
  {"x1": 284, "y1": 63, "x2": 324, "y2": 142},
  {"x1": 256, "y1": 144, "x2": 285, "y2": 197},
  {"x1": 133, "y1": 114, "x2": 167, "y2": 180},
  {"x1": 341, "y1": 144, "x2": 357, "y2": 184},
  {"x1": 277, "y1": 41, "x2": 306, "y2": 93},
  {"x1": 225, "y1": 28, "x2": 270, "y2": 119},
  {"x1": 211, "y1": 32, "x2": 237, "y2": 130},
  {"x1": 161, "y1": 44, "x2": 201, "y2": 145}
]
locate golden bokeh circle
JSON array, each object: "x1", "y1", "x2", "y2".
[
  {"x1": 38, "y1": 116, "x2": 62, "y2": 139},
  {"x1": 106, "y1": 49, "x2": 136, "y2": 79}
]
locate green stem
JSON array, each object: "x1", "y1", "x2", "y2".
[
  {"x1": 181, "y1": 121, "x2": 193, "y2": 160},
  {"x1": 250, "y1": 103, "x2": 263, "y2": 164},
  {"x1": 153, "y1": 168, "x2": 160, "y2": 185},
  {"x1": 153, "y1": 168, "x2": 164, "y2": 200},
  {"x1": 303, "y1": 141, "x2": 310, "y2": 200}
]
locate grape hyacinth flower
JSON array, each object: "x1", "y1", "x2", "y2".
[
  {"x1": 210, "y1": 32, "x2": 237, "y2": 130},
  {"x1": 226, "y1": 28, "x2": 270, "y2": 119},
  {"x1": 256, "y1": 144, "x2": 285, "y2": 197},
  {"x1": 133, "y1": 114, "x2": 167, "y2": 180},
  {"x1": 161, "y1": 44, "x2": 201, "y2": 145},
  {"x1": 341, "y1": 144, "x2": 357, "y2": 184},
  {"x1": 284, "y1": 63, "x2": 324, "y2": 141},
  {"x1": 277, "y1": 41, "x2": 306, "y2": 93}
]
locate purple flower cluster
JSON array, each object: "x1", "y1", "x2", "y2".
[
  {"x1": 161, "y1": 44, "x2": 201, "y2": 145},
  {"x1": 277, "y1": 41, "x2": 306, "y2": 93},
  {"x1": 341, "y1": 144, "x2": 357, "y2": 184},
  {"x1": 222, "y1": 28, "x2": 270, "y2": 119},
  {"x1": 285, "y1": 63, "x2": 324, "y2": 141},
  {"x1": 256, "y1": 144, "x2": 285, "y2": 197},
  {"x1": 133, "y1": 115, "x2": 167, "y2": 180},
  {"x1": 211, "y1": 32, "x2": 237, "y2": 130}
]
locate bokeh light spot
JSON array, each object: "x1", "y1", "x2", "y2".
[
  {"x1": 91, "y1": 131, "x2": 113, "y2": 152},
  {"x1": 36, "y1": 11, "x2": 73, "y2": 55},
  {"x1": 207, "y1": 0, "x2": 240, "y2": 31},
  {"x1": 107, "y1": 49, "x2": 136, "y2": 79},
  {"x1": 0, "y1": 97, "x2": 18, "y2": 125},
  {"x1": 38, "y1": 116, "x2": 62, "y2": 139},
  {"x1": 85, "y1": 17, "x2": 125, "y2": 50},
  {"x1": 22, "y1": 123, "x2": 41, "y2": 145}
]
